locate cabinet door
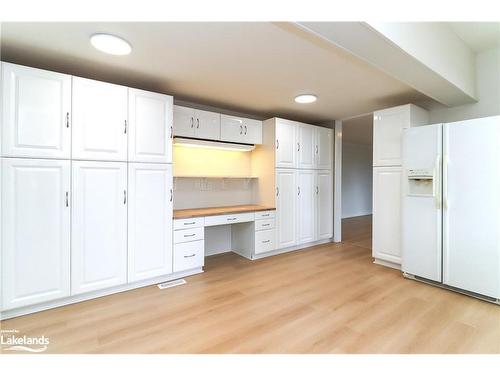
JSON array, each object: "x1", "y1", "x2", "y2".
[
  {"x1": 72, "y1": 77, "x2": 128, "y2": 161},
  {"x1": 128, "y1": 163, "x2": 173, "y2": 282},
  {"x1": 316, "y1": 170, "x2": 333, "y2": 240},
  {"x1": 276, "y1": 169, "x2": 297, "y2": 249},
  {"x1": 2, "y1": 158, "x2": 70, "y2": 309},
  {"x1": 128, "y1": 88, "x2": 173, "y2": 163},
  {"x1": 71, "y1": 161, "x2": 127, "y2": 295},
  {"x1": 297, "y1": 123, "x2": 315, "y2": 169},
  {"x1": 1, "y1": 62, "x2": 71, "y2": 159},
  {"x1": 315, "y1": 127, "x2": 333, "y2": 170},
  {"x1": 372, "y1": 167, "x2": 402, "y2": 264},
  {"x1": 275, "y1": 119, "x2": 297, "y2": 168},
  {"x1": 173, "y1": 105, "x2": 196, "y2": 138},
  {"x1": 373, "y1": 108, "x2": 408, "y2": 166},
  {"x1": 220, "y1": 114, "x2": 244, "y2": 143},
  {"x1": 243, "y1": 118, "x2": 262, "y2": 144},
  {"x1": 195, "y1": 109, "x2": 221, "y2": 140},
  {"x1": 297, "y1": 170, "x2": 316, "y2": 244}
]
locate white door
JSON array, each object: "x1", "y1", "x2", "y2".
[
  {"x1": 297, "y1": 170, "x2": 316, "y2": 244},
  {"x1": 316, "y1": 170, "x2": 333, "y2": 240},
  {"x1": 373, "y1": 108, "x2": 407, "y2": 167},
  {"x1": 72, "y1": 77, "x2": 128, "y2": 161},
  {"x1": 71, "y1": 161, "x2": 127, "y2": 295},
  {"x1": 276, "y1": 168, "x2": 297, "y2": 249},
  {"x1": 194, "y1": 109, "x2": 220, "y2": 140},
  {"x1": 372, "y1": 166, "x2": 403, "y2": 264},
  {"x1": 242, "y1": 118, "x2": 262, "y2": 144},
  {"x1": 173, "y1": 105, "x2": 195, "y2": 138},
  {"x1": 1, "y1": 158, "x2": 70, "y2": 309},
  {"x1": 1, "y1": 62, "x2": 71, "y2": 159},
  {"x1": 297, "y1": 123, "x2": 315, "y2": 169},
  {"x1": 443, "y1": 117, "x2": 500, "y2": 299},
  {"x1": 315, "y1": 127, "x2": 333, "y2": 170},
  {"x1": 128, "y1": 88, "x2": 173, "y2": 163},
  {"x1": 220, "y1": 114, "x2": 244, "y2": 143},
  {"x1": 128, "y1": 163, "x2": 173, "y2": 282},
  {"x1": 275, "y1": 119, "x2": 297, "y2": 168}
]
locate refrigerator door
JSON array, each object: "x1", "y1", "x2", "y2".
[
  {"x1": 402, "y1": 124, "x2": 442, "y2": 282},
  {"x1": 443, "y1": 116, "x2": 500, "y2": 299}
]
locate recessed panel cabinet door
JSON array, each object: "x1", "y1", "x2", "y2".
[
  {"x1": 373, "y1": 108, "x2": 407, "y2": 167},
  {"x1": 276, "y1": 168, "x2": 297, "y2": 249},
  {"x1": 315, "y1": 127, "x2": 332, "y2": 170},
  {"x1": 275, "y1": 119, "x2": 297, "y2": 168},
  {"x1": 372, "y1": 166, "x2": 403, "y2": 264},
  {"x1": 173, "y1": 105, "x2": 195, "y2": 138},
  {"x1": 1, "y1": 158, "x2": 70, "y2": 310},
  {"x1": 194, "y1": 109, "x2": 220, "y2": 140},
  {"x1": 316, "y1": 170, "x2": 333, "y2": 240},
  {"x1": 128, "y1": 89, "x2": 173, "y2": 163},
  {"x1": 242, "y1": 118, "x2": 262, "y2": 144},
  {"x1": 128, "y1": 163, "x2": 173, "y2": 282},
  {"x1": 298, "y1": 123, "x2": 315, "y2": 169},
  {"x1": 1, "y1": 62, "x2": 71, "y2": 159},
  {"x1": 297, "y1": 170, "x2": 316, "y2": 244},
  {"x1": 71, "y1": 161, "x2": 128, "y2": 295},
  {"x1": 72, "y1": 77, "x2": 128, "y2": 161},
  {"x1": 220, "y1": 114, "x2": 244, "y2": 143}
]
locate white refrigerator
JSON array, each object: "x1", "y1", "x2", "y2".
[{"x1": 402, "y1": 116, "x2": 500, "y2": 302}]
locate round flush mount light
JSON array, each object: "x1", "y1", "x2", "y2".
[
  {"x1": 90, "y1": 33, "x2": 132, "y2": 55},
  {"x1": 294, "y1": 94, "x2": 317, "y2": 104}
]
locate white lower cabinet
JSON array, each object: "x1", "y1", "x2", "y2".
[
  {"x1": 173, "y1": 241, "x2": 205, "y2": 272},
  {"x1": 71, "y1": 161, "x2": 128, "y2": 295},
  {"x1": 276, "y1": 168, "x2": 298, "y2": 249},
  {"x1": 297, "y1": 169, "x2": 316, "y2": 244},
  {"x1": 128, "y1": 163, "x2": 173, "y2": 282},
  {"x1": 316, "y1": 170, "x2": 333, "y2": 240},
  {"x1": 254, "y1": 229, "x2": 276, "y2": 254},
  {"x1": 1, "y1": 158, "x2": 71, "y2": 310},
  {"x1": 372, "y1": 167, "x2": 403, "y2": 265}
]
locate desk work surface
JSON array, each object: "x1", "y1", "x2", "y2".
[{"x1": 173, "y1": 205, "x2": 276, "y2": 219}]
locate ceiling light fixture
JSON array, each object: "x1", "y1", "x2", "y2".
[
  {"x1": 90, "y1": 33, "x2": 132, "y2": 55},
  {"x1": 294, "y1": 94, "x2": 317, "y2": 104}
]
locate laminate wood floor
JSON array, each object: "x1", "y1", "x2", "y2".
[{"x1": 1, "y1": 215, "x2": 499, "y2": 354}]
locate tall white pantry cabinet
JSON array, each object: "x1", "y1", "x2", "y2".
[
  {"x1": 372, "y1": 104, "x2": 429, "y2": 268},
  {"x1": 0, "y1": 62, "x2": 175, "y2": 316},
  {"x1": 265, "y1": 118, "x2": 333, "y2": 251}
]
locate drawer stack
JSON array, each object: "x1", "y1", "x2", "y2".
[
  {"x1": 254, "y1": 210, "x2": 276, "y2": 254},
  {"x1": 173, "y1": 218, "x2": 205, "y2": 272}
]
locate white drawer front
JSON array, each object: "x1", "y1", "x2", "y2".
[
  {"x1": 174, "y1": 217, "x2": 204, "y2": 230},
  {"x1": 255, "y1": 218, "x2": 275, "y2": 231},
  {"x1": 255, "y1": 229, "x2": 276, "y2": 254},
  {"x1": 173, "y1": 240, "x2": 204, "y2": 272},
  {"x1": 255, "y1": 210, "x2": 275, "y2": 220},
  {"x1": 204, "y1": 212, "x2": 255, "y2": 227},
  {"x1": 174, "y1": 227, "x2": 204, "y2": 244}
]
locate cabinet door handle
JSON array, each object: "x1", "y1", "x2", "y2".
[
  {"x1": 170, "y1": 126, "x2": 173, "y2": 138},
  {"x1": 184, "y1": 233, "x2": 196, "y2": 237},
  {"x1": 170, "y1": 188, "x2": 173, "y2": 202},
  {"x1": 298, "y1": 186, "x2": 300, "y2": 196},
  {"x1": 261, "y1": 214, "x2": 270, "y2": 217},
  {"x1": 124, "y1": 120, "x2": 127, "y2": 134},
  {"x1": 276, "y1": 187, "x2": 279, "y2": 196},
  {"x1": 191, "y1": 117, "x2": 194, "y2": 128},
  {"x1": 66, "y1": 112, "x2": 70, "y2": 128},
  {"x1": 123, "y1": 190, "x2": 127, "y2": 204},
  {"x1": 316, "y1": 186, "x2": 319, "y2": 194},
  {"x1": 227, "y1": 217, "x2": 237, "y2": 221},
  {"x1": 184, "y1": 222, "x2": 195, "y2": 225},
  {"x1": 244, "y1": 125, "x2": 247, "y2": 135},
  {"x1": 65, "y1": 192, "x2": 69, "y2": 207},
  {"x1": 297, "y1": 142, "x2": 300, "y2": 152},
  {"x1": 196, "y1": 118, "x2": 200, "y2": 129},
  {"x1": 262, "y1": 240, "x2": 270, "y2": 244},
  {"x1": 184, "y1": 254, "x2": 196, "y2": 258},
  {"x1": 261, "y1": 223, "x2": 270, "y2": 227},
  {"x1": 315, "y1": 145, "x2": 318, "y2": 154},
  {"x1": 276, "y1": 139, "x2": 279, "y2": 149},
  {"x1": 240, "y1": 125, "x2": 243, "y2": 135}
]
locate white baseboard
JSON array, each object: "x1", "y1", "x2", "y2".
[
  {"x1": 252, "y1": 238, "x2": 333, "y2": 260},
  {"x1": 373, "y1": 258, "x2": 401, "y2": 270}
]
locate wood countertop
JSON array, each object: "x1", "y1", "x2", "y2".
[{"x1": 173, "y1": 205, "x2": 276, "y2": 219}]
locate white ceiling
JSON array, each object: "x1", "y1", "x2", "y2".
[
  {"x1": 0, "y1": 22, "x2": 435, "y2": 124},
  {"x1": 342, "y1": 114, "x2": 373, "y2": 146},
  {"x1": 448, "y1": 22, "x2": 500, "y2": 53}
]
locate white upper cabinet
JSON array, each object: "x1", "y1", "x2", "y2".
[
  {"x1": 71, "y1": 161, "x2": 128, "y2": 295},
  {"x1": 315, "y1": 126, "x2": 333, "y2": 170},
  {"x1": 297, "y1": 123, "x2": 315, "y2": 169},
  {"x1": 173, "y1": 105, "x2": 220, "y2": 140},
  {"x1": 72, "y1": 77, "x2": 128, "y2": 161},
  {"x1": 276, "y1": 168, "x2": 297, "y2": 249},
  {"x1": 297, "y1": 169, "x2": 316, "y2": 244},
  {"x1": 128, "y1": 163, "x2": 173, "y2": 282},
  {"x1": 275, "y1": 119, "x2": 298, "y2": 168},
  {"x1": 128, "y1": 88, "x2": 173, "y2": 163},
  {"x1": 1, "y1": 158, "x2": 70, "y2": 309},
  {"x1": 1, "y1": 62, "x2": 71, "y2": 159},
  {"x1": 221, "y1": 114, "x2": 262, "y2": 144},
  {"x1": 373, "y1": 104, "x2": 429, "y2": 167},
  {"x1": 316, "y1": 170, "x2": 333, "y2": 240}
]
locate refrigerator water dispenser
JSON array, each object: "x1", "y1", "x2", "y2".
[{"x1": 407, "y1": 169, "x2": 435, "y2": 196}]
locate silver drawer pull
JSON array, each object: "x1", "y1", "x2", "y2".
[
  {"x1": 261, "y1": 214, "x2": 269, "y2": 217},
  {"x1": 262, "y1": 240, "x2": 270, "y2": 243},
  {"x1": 227, "y1": 217, "x2": 237, "y2": 221},
  {"x1": 184, "y1": 222, "x2": 196, "y2": 225},
  {"x1": 184, "y1": 254, "x2": 196, "y2": 258},
  {"x1": 261, "y1": 223, "x2": 270, "y2": 227},
  {"x1": 184, "y1": 233, "x2": 196, "y2": 237}
]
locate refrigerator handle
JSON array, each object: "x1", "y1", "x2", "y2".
[
  {"x1": 443, "y1": 154, "x2": 449, "y2": 210},
  {"x1": 435, "y1": 154, "x2": 441, "y2": 210}
]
